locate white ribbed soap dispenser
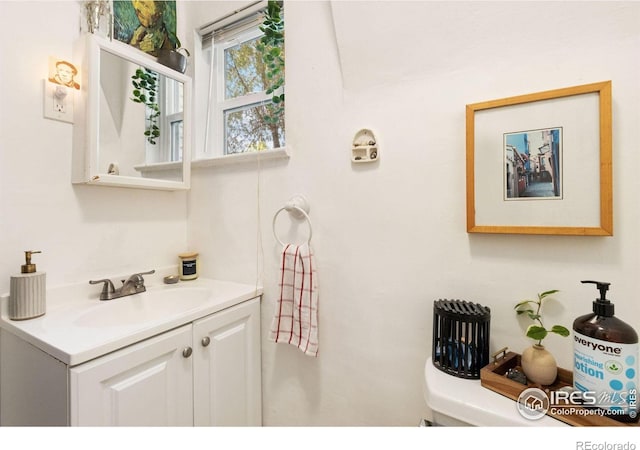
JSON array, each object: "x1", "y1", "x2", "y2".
[{"x1": 9, "y1": 250, "x2": 46, "y2": 320}]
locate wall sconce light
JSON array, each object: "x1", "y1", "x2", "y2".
[{"x1": 44, "y1": 57, "x2": 80, "y2": 124}]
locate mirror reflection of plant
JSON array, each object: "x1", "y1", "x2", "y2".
[
  {"x1": 257, "y1": 0, "x2": 284, "y2": 125},
  {"x1": 131, "y1": 67, "x2": 160, "y2": 145}
]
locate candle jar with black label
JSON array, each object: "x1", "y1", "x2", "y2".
[{"x1": 178, "y1": 252, "x2": 199, "y2": 280}]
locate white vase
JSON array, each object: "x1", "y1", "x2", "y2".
[{"x1": 521, "y1": 344, "x2": 558, "y2": 385}]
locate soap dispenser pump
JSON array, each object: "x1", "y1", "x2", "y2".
[
  {"x1": 573, "y1": 280, "x2": 639, "y2": 423},
  {"x1": 21, "y1": 250, "x2": 40, "y2": 274},
  {"x1": 9, "y1": 250, "x2": 46, "y2": 320}
]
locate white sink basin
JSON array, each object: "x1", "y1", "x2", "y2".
[
  {"x1": 0, "y1": 277, "x2": 262, "y2": 366},
  {"x1": 73, "y1": 287, "x2": 213, "y2": 327}
]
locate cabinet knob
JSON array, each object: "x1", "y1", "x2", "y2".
[
  {"x1": 201, "y1": 336, "x2": 211, "y2": 347},
  {"x1": 182, "y1": 347, "x2": 193, "y2": 358}
]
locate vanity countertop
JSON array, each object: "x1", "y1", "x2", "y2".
[{"x1": 0, "y1": 277, "x2": 262, "y2": 366}]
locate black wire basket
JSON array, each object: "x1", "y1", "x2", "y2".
[{"x1": 432, "y1": 299, "x2": 491, "y2": 379}]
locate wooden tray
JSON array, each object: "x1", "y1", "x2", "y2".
[{"x1": 480, "y1": 349, "x2": 638, "y2": 426}]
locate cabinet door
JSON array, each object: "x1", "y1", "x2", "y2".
[
  {"x1": 69, "y1": 325, "x2": 194, "y2": 426},
  {"x1": 193, "y1": 297, "x2": 262, "y2": 426}
]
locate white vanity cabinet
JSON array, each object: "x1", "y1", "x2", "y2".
[
  {"x1": 69, "y1": 324, "x2": 195, "y2": 426},
  {"x1": 193, "y1": 299, "x2": 262, "y2": 426},
  {"x1": 0, "y1": 289, "x2": 261, "y2": 427}
]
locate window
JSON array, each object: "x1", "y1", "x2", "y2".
[
  {"x1": 139, "y1": 70, "x2": 184, "y2": 164},
  {"x1": 199, "y1": 1, "x2": 285, "y2": 157},
  {"x1": 161, "y1": 76, "x2": 184, "y2": 162}
]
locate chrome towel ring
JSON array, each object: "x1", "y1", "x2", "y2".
[{"x1": 272, "y1": 195, "x2": 313, "y2": 246}]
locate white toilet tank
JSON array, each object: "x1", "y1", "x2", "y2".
[{"x1": 423, "y1": 357, "x2": 568, "y2": 426}]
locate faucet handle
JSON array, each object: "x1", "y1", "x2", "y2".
[
  {"x1": 137, "y1": 270, "x2": 156, "y2": 277},
  {"x1": 132, "y1": 270, "x2": 155, "y2": 284},
  {"x1": 128, "y1": 269, "x2": 155, "y2": 286},
  {"x1": 89, "y1": 278, "x2": 116, "y2": 300}
]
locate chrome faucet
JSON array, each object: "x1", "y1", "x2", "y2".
[{"x1": 89, "y1": 270, "x2": 155, "y2": 301}]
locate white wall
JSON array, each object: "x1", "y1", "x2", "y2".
[
  {"x1": 1, "y1": 0, "x2": 639, "y2": 428},
  {"x1": 0, "y1": 1, "x2": 188, "y2": 293},
  {"x1": 188, "y1": 1, "x2": 640, "y2": 426}
]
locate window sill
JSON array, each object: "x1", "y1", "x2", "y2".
[
  {"x1": 191, "y1": 147, "x2": 290, "y2": 168},
  {"x1": 133, "y1": 161, "x2": 183, "y2": 174}
]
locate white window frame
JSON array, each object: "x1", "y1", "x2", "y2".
[
  {"x1": 144, "y1": 75, "x2": 183, "y2": 164},
  {"x1": 193, "y1": 1, "x2": 288, "y2": 165},
  {"x1": 163, "y1": 77, "x2": 184, "y2": 162},
  {"x1": 214, "y1": 26, "x2": 275, "y2": 155}
]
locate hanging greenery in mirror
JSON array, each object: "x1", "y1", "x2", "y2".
[
  {"x1": 257, "y1": 0, "x2": 284, "y2": 125},
  {"x1": 131, "y1": 67, "x2": 160, "y2": 144}
]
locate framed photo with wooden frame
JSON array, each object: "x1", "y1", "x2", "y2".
[{"x1": 466, "y1": 81, "x2": 612, "y2": 236}]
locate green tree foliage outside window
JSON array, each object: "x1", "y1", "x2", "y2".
[
  {"x1": 222, "y1": 0, "x2": 284, "y2": 154},
  {"x1": 258, "y1": 0, "x2": 284, "y2": 123}
]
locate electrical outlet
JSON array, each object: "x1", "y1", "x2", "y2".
[{"x1": 43, "y1": 80, "x2": 74, "y2": 123}]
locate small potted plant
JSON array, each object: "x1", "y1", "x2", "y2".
[
  {"x1": 514, "y1": 289, "x2": 570, "y2": 385},
  {"x1": 157, "y1": 32, "x2": 190, "y2": 74}
]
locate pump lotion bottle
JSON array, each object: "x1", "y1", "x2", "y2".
[
  {"x1": 573, "y1": 280, "x2": 638, "y2": 423},
  {"x1": 9, "y1": 251, "x2": 46, "y2": 320}
]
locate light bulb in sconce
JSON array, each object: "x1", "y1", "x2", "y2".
[
  {"x1": 83, "y1": 0, "x2": 111, "y2": 37},
  {"x1": 44, "y1": 80, "x2": 74, "y2": 123},
  {"x1": 54, "y1": 86, "x2": 68, "y2": 101}
]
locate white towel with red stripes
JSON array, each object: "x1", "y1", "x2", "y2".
[{"x1": 269, "y1": 243, "x2": 319, "y2": 357}]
